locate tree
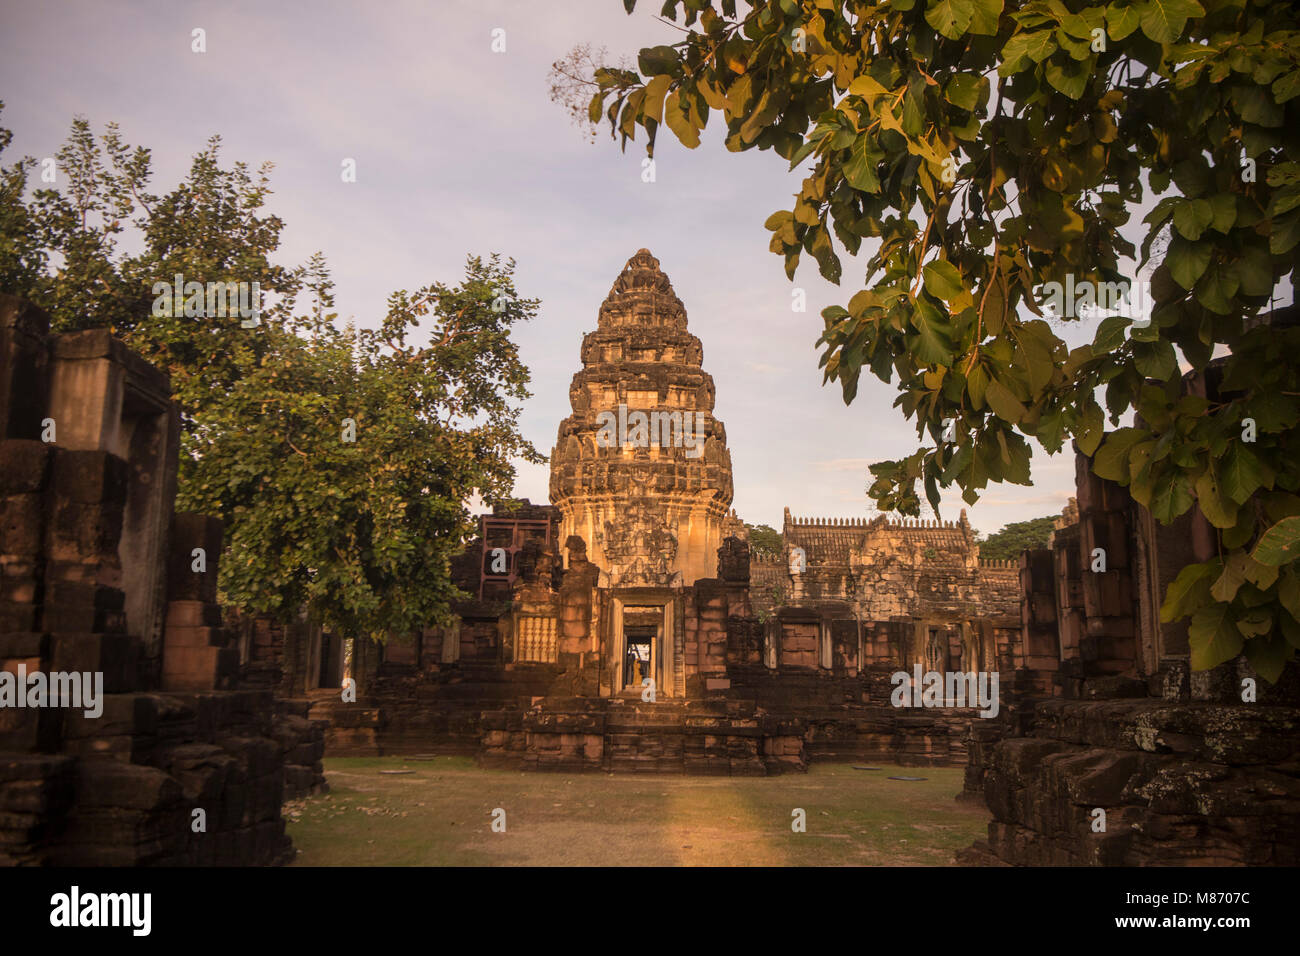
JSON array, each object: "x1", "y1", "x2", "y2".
[
  {"x1": 0, "y1": 108, "x2": 542, "y2": 639},
  {"x1": 746, "y1": 522, "x2": 785, "y2": 554},
  {"x1": 978, "y1": 515, "x2": 1058, "y2": 559},
  {"x1": 561, "y1": 0, "x2": 1300, "y2": 679}
]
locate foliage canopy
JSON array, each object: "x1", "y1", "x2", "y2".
[
  {"x1": 977, "y1": 515, "x2": 1058, "y2": 558},
  {"x1": 570, "y1": 0, "x2": 1300, "y2": 679},
  {"x1": 0, "y1": 108, "x2": 542, "y2": 639}
]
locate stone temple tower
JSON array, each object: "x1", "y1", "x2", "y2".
[{"x1": 549, "y1": 249, "x2": 735, "y2": 588}]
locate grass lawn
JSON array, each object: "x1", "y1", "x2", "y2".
[{"x1": 285, "y1": 756, "x2": 989, "y2": 866}]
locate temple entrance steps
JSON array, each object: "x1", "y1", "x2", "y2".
[
  {"x1": 304, "y1": 688, "x2": 381, "y2": 755},
  {"x1": 477, "y1": 696, "x2": 808, "y2": 775}
]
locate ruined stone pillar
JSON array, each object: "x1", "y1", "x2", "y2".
[{"x1": 161, "y1": 513, "x2": 237, "y2": 691}]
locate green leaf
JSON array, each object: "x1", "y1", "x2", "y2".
[
  {"x1": 1273, "y1": 70, "x2": 1300, "y2": 104},
  {"x1": 642, "y1": 74, "x2": 672, "y2": 125},
  {"x1": 925, "y1": 0, "x2": 975, "y2": 40},
  {"x1": 969, "y1": 0, "x2": 1002, "y2": 35},
  {"x1": 1188, "y1": 603, "x2": 1244, "y2": 671},
  {"x1": 967, "y1": 363, "x2": 990, "y2": 409},
  {"x1": 984, "y1": 378, "x2": 1025, "y2": 424},
  {"x1": 1150, "y1": 470, "x2": 1195, "y2": 523},
  {"x1": 1076, "y1": 402, "x2": 1105, "y2": 456},
  {"x1": 1093, "y1": 428, "x2": 1146, "y2": 481},
  {"x1": 1235, "y1": 84, "x2": 1284, "y2": 127},
  {"x1": 1195, "y1": 463, "x2": 1239, "y2": 529},
  {"x1": 1045, "y1": 57, "x2": 1089, "y2": 100},
  {"x1": 1173, "y1": 198, "x2": 1213, "y2": 240},
  {"x1": 664, "y1": 90, "x2": 700, "y2": 148},
  {"x1": 1168, "y1": 236, "x2": 1212, "y2": 290},
  {"x1": 842, "y1": 136, "x2": 881, "y2": 193},
  {"x1": 1018, "y1": 322, "x2": 1055, "y2": 395},
  {"x1": 1221, "y1": 443, "x2": 1270, "y2": 504},
  {"x1": 1000, "y1": 31, "x2": 1056, "y2": 73},
  {"x1": 1093, "y1": 316, "x2": 1130, "y2": 355},
  {"x1": 911, "y1": 297, "x2": 956, "y2": 364},
  {"x1": 1207, "y1": 192, "x2": 1237, "y2": 233},
  {"x1": 1243, "y1": 552, "x2": 1279, "y2": 591},
  {"x1": 1234, "y1": 244, "x2": 1274, "y2": 297},
  {"x1": 1244, "y1": 633, "x2": 1291, "y2": 683},
  {"x1": 1279, "y1": 569, "x2": 1300, "y2": 622},
  {"x1": 846, "y1": 74, "x2": 890, "y2": 98},
  {"x1": 944, "y1": 73, "x2": 983, "y2": 111},
  {"x1": 1210, "y1": 553, "x2": 1249, "y2": 603},
  {"x1": 1133, "y1": 339, "x2": 1178, "y2": 381},
  {"x1": 1161, "y1": 561, "x2": 1215, "y2": 622},
  {"x1": 1105, "y1": 4, "x2": 1141, "y2": 40},
  {"x1": 1236, "y1": 609, "x2": 1272, "y2": 638},
  {"x1": 922, "y1": 259, "x2": 965, "y2": 300},
  {"x1": 1172, "y1": 157, "x2": 1211, "y2": 198},
  {"x1": 1252, "y1": 516, "x2": 1300, "y2": 567},
  {"x1": 1137, "y1": 0, "x2": 1205, "y2": 45},
  {"x1": 638, "y1": 45, "x2": 678, "y2": 76},
  {"x1": 1282, "y1": 612, "x2": 1300, "y2": 650}
]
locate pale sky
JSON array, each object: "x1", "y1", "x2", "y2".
[{"x1": 0, "y1": 0, "x2": 1093, "y2": 536}]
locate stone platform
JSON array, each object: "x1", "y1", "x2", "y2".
[{"x1": 479, "y1": 696, "x2": 807, "y2": 775}]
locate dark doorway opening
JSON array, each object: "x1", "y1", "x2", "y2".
[{"x1": 623, "y1": 626, "x2": 655, "y2": 690}]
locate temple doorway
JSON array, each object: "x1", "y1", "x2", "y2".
[{"x1": 623, "y1": 626, "x2": 655, "y2": 691}]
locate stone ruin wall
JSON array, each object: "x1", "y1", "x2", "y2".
[
  {"x1": 721, "y1": 509, "x2": 1023, "y2": 767},
  {"x1": 0, "y1": 294, "x2": 323, "y2": 866},
  {"x1": 336, "y1": 510, "x2": 1024, "y2": 773},
  {"x1": 960, "y1": 439, "x2": 1300, "y2": 866}
]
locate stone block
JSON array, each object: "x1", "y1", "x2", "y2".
[
  {"x1": 51, "y1": 449, "x2": 129, "y2": 505},
  {"x1": 164, "y1": 625, "x2": 224, "y2": 649},
  {"x1": 75, "y1": 759, "x2": 183, "y2": 811},
  {"x1": 0, "y1": 493, "x2": 45, "y2": 555},
  {"x1": 0, "y1": 632, "x2": 46, "y2": 659},
  {"x1": 0, "y1": 601, "x2": 37, "y2": 631},
  {"x1": 48, "y1": 632, "x2": 139, "y2": 692},
  {"x1": 0, "y1": 703, "x2": 63, "y2": 752},
  {"x1": 167, "y1": 513, "x2": 223, "y2": 603},
  {"x1": 0, "y1": 566, "x2": 39, "y2": 603},
  {"x1": 47, "y1": 499, "x2": 125, "y2": 562},
  {"x1": 41, "y1": 581, "x2": 126, "y2": 633},
  {"x1": 63, "y1": 692, "x2": 159, "y2": 739},
  {"x1": 0, "y1": 296, "x2": 52, "y2": 441},
  {"x1": 164, "y1": 600, "x2": 222, "y2": 628}
]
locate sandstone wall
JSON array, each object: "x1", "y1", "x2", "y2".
[
  {"x1": 961, "y1": 441, "x2": 1300, "y2": 866},
  {"x1": 0, "y1": 294, "x2": 312, "y2": 866}
]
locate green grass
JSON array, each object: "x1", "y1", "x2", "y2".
[{"x1": 285, "y1": 756, "x2": 990, "y2": 866}]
